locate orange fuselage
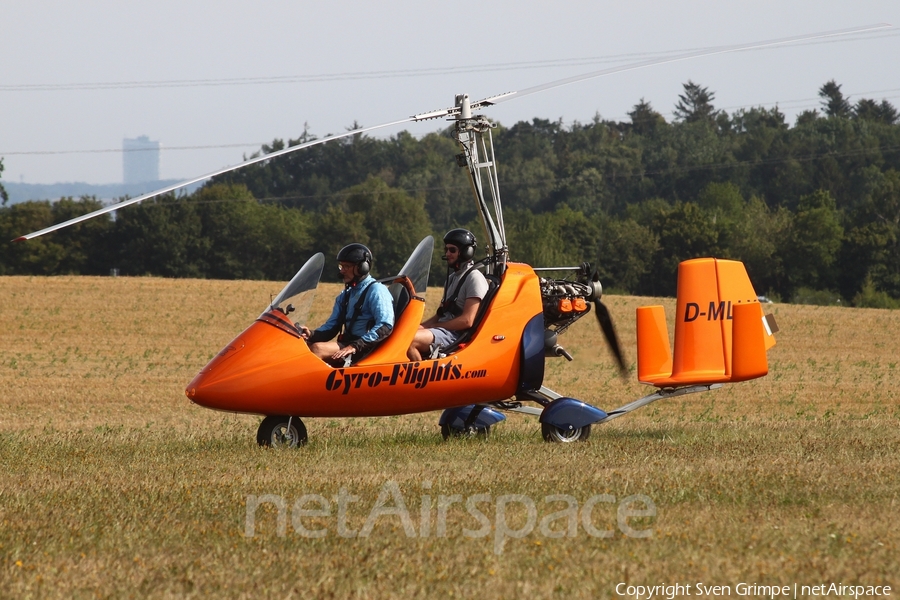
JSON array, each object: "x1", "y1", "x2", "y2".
[{"x1": 186, "y1": 263, "x2": 543, "y2": 417}]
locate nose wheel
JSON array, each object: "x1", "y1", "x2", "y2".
[{"x1": 257, "y1": 415, "x2": 308, "y2": 448}]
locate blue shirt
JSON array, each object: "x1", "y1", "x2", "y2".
[{"x1": 316, "y1": 275, "x2": 394, "y2": 343}]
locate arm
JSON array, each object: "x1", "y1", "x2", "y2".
[
  {"x1": 432, "y1": 297, "x2": 481, "y2": 331},
  {"x1": 419, "y1": 313, "x2": 441, "y2": 329},
  {"x1": 306, "y1": 293, "x2": 344, "y2": 343}
]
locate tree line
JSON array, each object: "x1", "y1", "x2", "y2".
[{"x1": 2, "y1": 80, "x2": 899, "y2": 308}]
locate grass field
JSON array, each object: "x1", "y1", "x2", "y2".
[{"x1": 1, "y1": 275, "x2": 898, "y2": 599}]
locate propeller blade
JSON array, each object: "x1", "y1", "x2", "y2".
[
  {"x1": 594, "y1": 299, "x2": 628, "y2": 378},
  {"x1": 13, "y1": 118, "x2": 414, "y2": 242},
  {"x1": 16, "y1": 23, "x2": 889, "y2": 241},
  {"x1": 410, "y1": 23, "x2": 892, "y2": 119},
  {"x1": 481, "y1": 23, "x2": 891, "y2": 108}
]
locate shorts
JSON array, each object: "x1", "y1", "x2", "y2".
[{"x1": 430, "y1": 327, "x2": 463, "y2": 349}]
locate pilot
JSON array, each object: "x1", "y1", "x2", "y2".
[
  {"x1": 298, "y1": 243, "x2": 394, "y2": 364},
  {"x1": 407, "y1": 229, "x2": 489, "y2": 361}
]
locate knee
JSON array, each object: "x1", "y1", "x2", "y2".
[
  {"x1": 411, "y1": 331, "x2": 431, "y2": 351},
  {"x1": 407, "y1": 331, "x2": 430, "y2": 361}
]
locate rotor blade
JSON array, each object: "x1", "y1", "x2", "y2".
[
  {"x1": 594, "y1": 299, "x2": 628, "y2": 378},
  {"x1": 477, "y1": 23, "x2": 892, "y2": 109},
  {"x1": 12, "y1": 118, "x2": 414, "y2": 242}
]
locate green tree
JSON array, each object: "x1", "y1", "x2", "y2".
[
  {"x1": 853, "y1": 276, "x2": 899, "y2": 308},
  {"x1": 112, "y1": 195, "x2": 208, "y2": 278},
  {"x1": 341, "y1": 177, "x2": 432, "y2": 277},
  {"x1": 650, "y1": 117, "x2": 734, "y2": 203},
  {"x1": 696, "y1": 181, "x2": 744, "y2": 222},
  {"x1": 780, "y1": 190, "x2": 843, "y2": 294},
  {"x1": 840, "y1": 169, "x2": 900, "y2": 299},
  {"x1": 550, "y1": 117, "x2": 643, "y2": 215},
  {"x1": 51, "y1": 196, "x2": 114, "y2": 274},
  {"x1": 0, "y1": 201, "x2": 64, "y2": 274},
  {"x1": 504, "y1": 205, "x2": 601, "y2": 269},
  {"x1": 193, "y1": 184, "x2": 313, "y2": 280},
  {"x1": 495, "y1": 119, "x2": 561, "y2": 212},
  {"x1": 721, "y1": 196, "x2": 790, "y2": 295},
  {"x1": 0, "y1": 197, "x2": 113, "y2": 275},
  {"x1": 596, "y1": 218, "x2": 658, "y2": 293},
  {"x1": 312, "y1": 206, "x2": 370, "y2": 282},
  {"x1": 795, "y1": 109, "x2": 820, "y2": 127},
  {"x1": 854, "y1": 98, "x2": 899, "y2": 125},
  {"x1": 628, "y1": 99, "x2": 665, "y2": 136},
  {"x1": 0, "y1": 158, "x2": 8, "y2": 206},
  {"x1": 729, "y1": 106, "x2": 789, "y2": 203},
  {"x1": 673, "y1": 81, "x2": 718, "y2": 124},
  {"x1": 552, "y1": 168, "x2": 607, "y2": 215},
  {"x1": 507, "y1": 209, "x2": 568, "y2": 267},
  {"x1": 643, "y1": 201, "x2": 721, "y2": 296},
  {"x1": 819, "y1": 80, "x2": 851, "y2": 118}
]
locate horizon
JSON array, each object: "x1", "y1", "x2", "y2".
[{"x1": 2, "y1": 1, "x2": 898, "y2": 186}]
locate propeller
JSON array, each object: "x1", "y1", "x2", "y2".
[
  {"x1": 588, "y1": 267, "x2": 628, "y2": 378},
  {"x1": 12, "y1": 119, "x2": 413, "y2": 242},
  {"x1": 12, "y1": 22, "x2": 891, "y2": 242},
  {"x1": 411, "y1": 23, "x2": 890, "y2": 121}
]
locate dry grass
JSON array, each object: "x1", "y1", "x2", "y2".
[{"x1": 1, "y1": 276, "x2": 898, "y2": 598}]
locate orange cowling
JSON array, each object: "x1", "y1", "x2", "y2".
[{"x1": 636, "y1": 258, "x2": 775, "y2": 387}]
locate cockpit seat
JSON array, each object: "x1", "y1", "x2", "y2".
[
  {"x1": 437, "y1": 272, "x2": 501, "y2": 356},
  {"x1": 354, "y1": 276, "x2": 425, "y2": 365},
  {"x1": 388, "y1": 282, "x2": 411, "y2": 322}
]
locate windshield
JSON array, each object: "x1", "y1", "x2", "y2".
[
  {"x1": 262, "y1": 252, "x2": 325, "y2": 321},
  {"x1": 390, "y1": 236, "x2": 433, "y2": 296}
]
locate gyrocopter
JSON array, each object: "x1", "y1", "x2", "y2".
[{"x1": 15, "y1": 24, "x2": 888, "y2": 444}]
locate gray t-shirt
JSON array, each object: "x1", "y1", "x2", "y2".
[{"x1": 438, "y1": 263, "x2": 489, "y2": 323}]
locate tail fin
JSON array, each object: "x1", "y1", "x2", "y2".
[{"x1": 636, "y1": 258, "x2": 777, "y2": 387}]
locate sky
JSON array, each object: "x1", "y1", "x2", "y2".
[{"x1": 2, "y1": 1, "x2": 899, "y2": 186}]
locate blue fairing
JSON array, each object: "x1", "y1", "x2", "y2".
[
  {"x1": 519, "y1": 313, "x2": 545, "y2": 392},
  {"x1": 439, "y1": 405, "x2": 506, "y2": 431},
  {"x1": 539, "y1": 397, "x2": 608, "y2": 429}
]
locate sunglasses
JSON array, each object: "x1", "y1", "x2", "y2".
[{"x1": 443, "y1": 246, "x2": 459, "y2": 254}]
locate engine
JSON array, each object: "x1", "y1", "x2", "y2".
[
  {"x1": 538, "y1": 275, "x2": 602, "y2": 361},
  {"x1": 540, "y1": 279, "x2": 591, "y2": 326}
]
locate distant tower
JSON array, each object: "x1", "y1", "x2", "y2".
[{"x1": 122, "y1": 135, "x2": 160, "y2": 183}]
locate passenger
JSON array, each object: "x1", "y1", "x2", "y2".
[
  {"x1": 298, "y1": 243, "x2": 394, "y2": 364},
  {"x1": 407, "y1": 229, "x2": 489, "y2": 361}
]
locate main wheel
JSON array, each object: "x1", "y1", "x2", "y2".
[
  {"x1": 541, "y1": 422, "x2": 591, "y2": 443},
  {"x1": 440, "y1": 423, "x2": 490, "y2": 440},
  {"x1": 257, "y1": 415, "x2": 308, "y2": 448}
]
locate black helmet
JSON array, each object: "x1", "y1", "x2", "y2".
[
  {"x1": 443, "y1": 229, "x2": 476, "y2": 262},
  {"x1": 336, "y1": 243, "x2": 372, "y2": 276}
]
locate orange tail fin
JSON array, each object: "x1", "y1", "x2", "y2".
[{"x1": 636, "y1": 258, "x2": 776, "y2": 387}]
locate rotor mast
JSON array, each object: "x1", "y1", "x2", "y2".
[{"x1": 451, "y1": 94, "x2": 508, "y2": 276}]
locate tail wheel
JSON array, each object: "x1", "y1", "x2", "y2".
[
  {"x1": 541, "y1": 422, "x2": 591, "y2": 443},
  {"x1": 257, "y1": 415, "x2": 308, "y2": 448}
]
